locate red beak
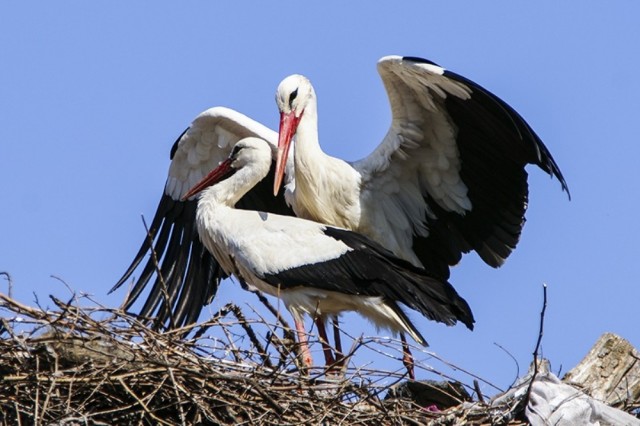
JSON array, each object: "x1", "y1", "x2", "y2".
[
  {"x1": 181, "y1": 158, "x2": 234, "y2": 201},
  {"x1": 274, "y1": 110, "x2": 301, "y2": 196}
]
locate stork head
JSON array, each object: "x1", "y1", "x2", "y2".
[
  {"x1": 274, "y1": 74, "x2": 314, "y2": 195},
  {"x1": 182, "y1": 137, "x2": 271, "y2": 202}
]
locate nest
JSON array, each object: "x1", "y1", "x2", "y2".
[{"x1": 0, "y1": 292, "x2": 532, "y2": 425}]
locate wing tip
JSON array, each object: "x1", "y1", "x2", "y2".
[
  {"x1": 401, "y1": 55, "x2": 438, "y2": 66},
  {"x1": 378, "y1": 54, "x2": 401, "y2": 64},
  {"x1": 378, "y1": 55, "x2": 447, "y2": 75}
]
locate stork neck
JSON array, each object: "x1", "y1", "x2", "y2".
[
  {"x1": 200, "y1": 167, "x2": 259, "y2": 209},
  {"x1": 288, "y1": 100, "x2": 362, "y2": 229},
  {"x1": 294, "y1": 101, "x2": 327, "y2": 178}
]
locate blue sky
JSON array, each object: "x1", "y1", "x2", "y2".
[{"x1": 1, "y1": 2, "x2": 639, "y2": 394}]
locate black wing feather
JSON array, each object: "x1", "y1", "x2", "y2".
[
  {"x1": 112, "y1": 138, "x2": 294, "y2": 330},
  {"x1": 403, "y1": 56, "x2": 569, "y2": 276},
  {"x1": 261, "y1": 227, "x2": 474, "y2": 334}
]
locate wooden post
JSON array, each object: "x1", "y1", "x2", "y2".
[{"x1": 563, "y1": 332, "x2": 640, "y2": 410}]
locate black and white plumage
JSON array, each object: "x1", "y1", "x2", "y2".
[
  {"x1": 114, "y1": 55, "x2": 568, "y2": 330},
  {"x1": 274, "y1": 55, "x2": 569, "y2": 279},
  {"x1": 111, "y1": 108, "x2": 295, "y2": 328},
  {"x1": 181, "y1": 137, "x2": 474, "y2": 365}
]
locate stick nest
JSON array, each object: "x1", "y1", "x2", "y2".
[{"x1": 0, "y1": 292, "x2": 528, "y2": 425}]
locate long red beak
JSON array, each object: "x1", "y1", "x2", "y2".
[
  {"x1": 274, "y1": 111, "x2": 301, "y2": 196},
  {"x1": 181, "y1": 158, "x2": 234, "y2": 201}
]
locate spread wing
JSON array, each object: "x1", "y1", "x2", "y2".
[
  {"x1": 111, "y1": 107, "x2": 294, "y2": 329},
  {"x1": 354, "y1": 55, "x2": 569, "y2": 279}
]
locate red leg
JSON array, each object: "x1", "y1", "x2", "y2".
[
  {"x1": 332, "y1": 316, "x2": 343, "y2": 357},
  {"x1": 294, "y1": 318, "x2": 313, "y2": 368},
  {"x1": 332, "y1": 316, "x2": 347, "y2": 369},
  {"x1": 314, "y1": 317, "x2": 336, "y2": 367},
  {"x1": 400, "y1": 332, "x2": 415, "y2": 380}
]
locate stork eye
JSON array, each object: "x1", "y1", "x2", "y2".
[
  {"x1": 289, "y1": 88, "x2": 298, "y2": 108},
  {"x1": 230, "y1": 145, "x2": 242, "y2": 158}
]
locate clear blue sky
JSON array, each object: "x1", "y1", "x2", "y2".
[{"x1": 1, "y1": 2, "x2": 638, "y2": 394}]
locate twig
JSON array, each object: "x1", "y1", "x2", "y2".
[
  {"x1": 39, "y1": 377, "x2": 57, "y2": 424},
  {"x1": 474, "y1": 379, "x2": 485, "y2": 404},
  {"x1": 524, "y1": 283, "x2": 548, "y2": 406},
  {"x1": 49, "y1": 275, "x2": 82, "y2": 307},
  {"x1": 229, "y1": 304, "x2": 273, "y2": 369},
  {"x1": 252, "y1": 290, "x2": 292, "y2": 330},
  {"x1": 190, "y1": 303, "x2": 235, "y2": 341},
  {"x1": 0, "y1": 292, "x2": 46, "y2": 317},
  {"x1": 0, "y1": 271, "x2": 13, "y2": 299},
  {"x1": 245, "y1": 304, "x2": 296, "y2": 371},
  {"x1": 117, "y1": 377, "x2": 173, "y2": 426},
  {"x1": 166, "y1": 367, "x2": 187, "y2": 426},
  {"x1": 242, "y1": 378, "x2": 285, "y2": 416},
  {"x1": 34, "y1": 356, "x2": 40, "y2": 424},
  {"x1": 48, "y1": 294, "x2": 76, "y2": 327},
  {"x1": 494, "y1": 341, "x2": 521, "y2": 388}
]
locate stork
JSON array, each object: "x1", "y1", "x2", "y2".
[
  {"x1": 113, "y1": 55, "x2": 567, "y2": 343},
  {"x1": 272, "y1": 56, "x2": 568, "y2": 373},
  {"x1": 112, "y1": 107, "x2": 294, "y2": 328},
  {"x1": 180, "y1": 137, "x2": 474, "y2": 369},
  {"x1": 274, "y1": 55, "x2": 569, "y2": 279}
]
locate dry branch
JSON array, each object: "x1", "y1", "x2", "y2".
[
  {"x1": 0, "y1": 293, "x2": 454, "y2": 425},
  {"x1": 0, "y1": 292, "x2": 637, "y2": 425}
]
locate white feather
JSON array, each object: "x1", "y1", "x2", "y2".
[
  {"x1": 194, "y1": 138, "x2": 425, "y2": 343},
  {"x1": 165, "y1": 107, "x2": 294, "y2": 200}
]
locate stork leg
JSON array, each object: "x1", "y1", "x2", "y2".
[
  {"x1": 314, "y1": 317, "x2": 336, "y2": 367},
  {"x1": 400, "y1": 332, "x2": 415, "y2": 380},
  {"x1": 294, "y1": 318, "x2": 313, "y2": 368},
  {"x1": 332, "y1": 316, "x2": 346, "y2": 368}
]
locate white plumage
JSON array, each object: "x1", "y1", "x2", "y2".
[
  {"x1": 274, "y1": 56, "x2": 569, "y2": 275},
  {"x1": 114, "y1": 55, "x2": 568, "y2": 331},
  {"x1": 166, "y1": 107, "x2": 286, "y2": 200},
  {"x1": 181, "y1": 137, "x2": 474, "y2": 367}
]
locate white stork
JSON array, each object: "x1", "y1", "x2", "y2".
[
  {"x1": 274, "y1": 56, "x2": 569, "y2": 278},
  {"x1": 112, "y1": 106, "x2": 293, "y2": 328},
  {"x1": 179, "y1": 137, "x2": 474, "y2": 368},
  {"x1": 113, "y1": 55, "x2": 568, "y2": 334}
]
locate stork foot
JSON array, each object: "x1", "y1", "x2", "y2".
[{"x1": 401, "y1": 333, "x2": 415, "y2": 380}]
